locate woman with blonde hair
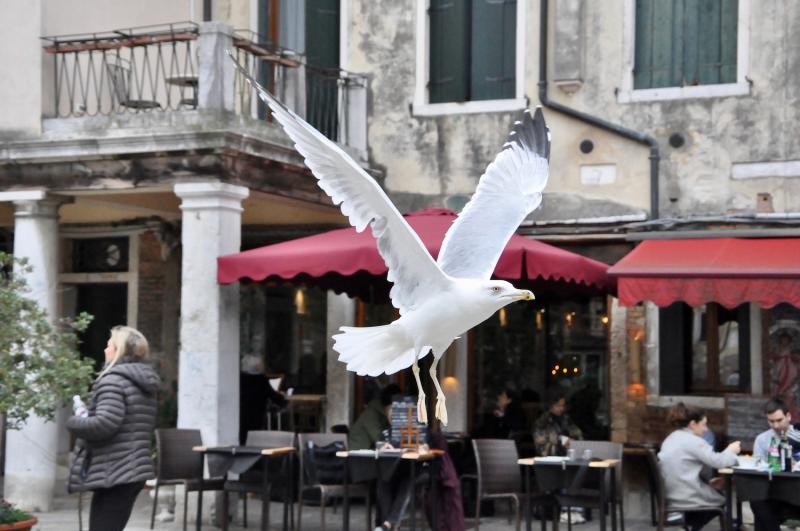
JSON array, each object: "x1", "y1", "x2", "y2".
[{"x1": 67, "y1": 326, "x2": 160, "y2": 531}]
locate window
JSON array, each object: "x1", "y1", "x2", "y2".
[
  {"x1": 414, "y1": 0, "x2": 526, "y2": 115},
  {"x1": 429, "y1": 0, "x2": 516, "y2": 103},
  {"x1": 634, "y1": 0, "x2": 738, "y2": 89},
  {"x1": 659, "y1": 302, "x2": 750, "y2": 394},
  {"x1": 619, "y1": 0, "x2": 750, "y2": 102}
]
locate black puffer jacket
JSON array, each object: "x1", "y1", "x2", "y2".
[{"x1": 67, "y1": 359, "x2": 160, "y2": 492}]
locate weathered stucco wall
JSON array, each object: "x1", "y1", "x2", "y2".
[{"x1": 347, "y1": 0, "x2": 800, "y2": 219}]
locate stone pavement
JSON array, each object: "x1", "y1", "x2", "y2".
[{"x1": 30, "y1": 488, "x2": 681, "y2": 531}]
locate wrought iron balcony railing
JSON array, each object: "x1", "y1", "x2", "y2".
[{"x1": 41, "y1": 22, "x2": 369, "y2": 150}]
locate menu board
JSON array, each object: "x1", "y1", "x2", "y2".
[
  {"x1": 389, "y1": 396, "x2": 427, "y2": 448},
  {"x1": 725, "y1": 394, "x2": 768, "y2": 451}
]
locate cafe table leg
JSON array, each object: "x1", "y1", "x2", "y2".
[
  {"x1": 410, "y1": 460, "x2": 417, "y2": 531},
  {"x1": 610, "y1": 468, "x2": 618, "y2": 531},
  {"x1": 262, "y1": 456, "x2": 271, "y2": 531},
  {"x1": 196, "y1": 454, "x2": 204, "y2": 531},
  {"x1": 432, "y1": 458, "x2": 439, "y2": 531},
  {"x1": 598, "y1": 469, "x2": 607, "y2": 531},
  {"x1": 343, "y1": 456, "x2": 350, "y2": 531},
  {"x1": 524, "y1": 466, "x2": 532, "y2": 531},
  {"x1": 724, "y1": 474, "x2": 733, "y2": 531}
]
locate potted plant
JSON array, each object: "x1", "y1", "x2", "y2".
[
  {"x1": 0, "y1": 252, "x2": 95, "y2": 513},
  {"x1": 0, "y1": 500, "x2": 37, "y2": 530}
]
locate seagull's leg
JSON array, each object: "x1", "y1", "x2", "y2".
[
  {"x1": 429, "y1": 357, "x2": 448, "y2": 426},
  {"x1": 411, "y1": 355, "x2": 427, "y2": 424}
]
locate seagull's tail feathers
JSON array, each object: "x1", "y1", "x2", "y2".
[{"x1": 334, "y1": 325, "x2": 418, "y2": 377}]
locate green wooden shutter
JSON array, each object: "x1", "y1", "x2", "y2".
[
  {"x1": 470, "y1": 0, "x2": 516, "y2": 101},
  {"x1": 634, "y1": 0, "x2": 683, "y2": 89},
  {"x1": 429, "y1": 0, "x2": 470, "y2": 103},
  {"x1": 636, "y1": 0, "x2": 737, "y2": 89},
  {"x1": 306, "y1": 0, "x2": 340, "y2": 139}
]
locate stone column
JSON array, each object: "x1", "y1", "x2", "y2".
[
  {"x1": 0, "y1": 190, "x2": 64, "y2": 511},
  {"x1": 441, "y1": 336, "x2": 469, "y2": 433},
  {"x1": 174, "y1": 182, "x2": 248, "y2": 526},
  {"x1": 325, "y1": 292, "x2": 356, "y2": 429},
  {"x1": 174, "y1": 182, "x2": 248, "y2": 447},
  {"x1": 197, "y1": 22, "x2": 235, "y2": 112}
]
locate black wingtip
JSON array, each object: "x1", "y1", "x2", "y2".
[{"x1": 505, "y1": 106, "x2": 550, "y2": 161}]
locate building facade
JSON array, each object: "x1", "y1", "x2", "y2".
[{"x1": 2, "y1": 0, "x2": 799, "y2": 514}]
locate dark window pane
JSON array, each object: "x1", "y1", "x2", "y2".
[
  {"x1": 429, "y1": 0, "x2": 471, "y2": 103},
  {"x1": 470, "y1": 0, "x2": 516, "y2": 101}
]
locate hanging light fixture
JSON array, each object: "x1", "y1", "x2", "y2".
[{"x1": 294, "y1": 287, "x2": 307, "y2": 315}]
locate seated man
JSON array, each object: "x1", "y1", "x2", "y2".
[{"x1": 750, "y1": 397, "x2": 800, "y2": 531}]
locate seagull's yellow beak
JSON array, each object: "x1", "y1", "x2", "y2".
[{"x1": 514, "y1": 290, "x2": 535, "y2": 301}]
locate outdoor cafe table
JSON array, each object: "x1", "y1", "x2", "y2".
[
  {"x1": 192, "y1": 445, "x2": 296, "y2": 531},
  {"x1": 336, "y1": 449, "x2": 443, "y2": 531},
  {"x1": 518, "y1": 457, "x2": 621, "y2": 531},
  {"x1": 720, "y1": 466, "x2": 800, "y2": 530}
]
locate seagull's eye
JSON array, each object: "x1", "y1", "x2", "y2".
[{"x1": 491, "y1": 286, "x2": 501, "y2": 294}]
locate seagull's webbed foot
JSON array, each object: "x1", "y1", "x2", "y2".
[
  {"x1": 417, "y1": 394, "x2": 428, "y2": 424},
  {"x1": 435, "y1": 394, "x2": 448, "y2": 426}
]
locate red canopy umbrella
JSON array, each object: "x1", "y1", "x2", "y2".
[{"x1": 218, "y1": 208, "x2": 614, "y2": 300}]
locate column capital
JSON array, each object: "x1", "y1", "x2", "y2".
[
  {"x1": 0, "y1": 190, "x2": 70, "y2": 219},
  {"x1": 174, "y1": 182, "x2": 249, "y2": 213}
]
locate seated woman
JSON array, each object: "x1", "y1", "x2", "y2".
[{"x1": 658, "y1": 403, "x2": 741, "y2": 531}]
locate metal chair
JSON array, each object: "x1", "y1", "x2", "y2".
[
  {"x1": 150, "y1": 429, "x2": 225, "y2": 531},
  {"x1": 106, "y1": 58, "x2": 160, "y2": 110},
  {"x1": 296, "y1": 433, "x2": 372, "y2": 531},
  {"x1": 468, "y1": 438, "x2": 527, "y2": 531},
  {"x1": 223, "y1": 430, "x2": 296, "y2": 530},
  {"x1": 645, "y1": 448, "x2": 727, "y2": 531}
]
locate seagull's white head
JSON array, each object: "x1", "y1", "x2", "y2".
[{"x1": 481, "y1": 280, "x2": 535, "y2": 310}]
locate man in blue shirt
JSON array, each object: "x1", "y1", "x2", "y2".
[{"x1": 750, "y1": 397, "x2": 800, "y2": 531}]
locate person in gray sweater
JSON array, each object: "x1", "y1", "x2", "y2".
[
  {"x1": 658, "y1": 403, "x2": 740, "y2": 531},
  {"x1": 67, "y1": 326, "x2": 160, "y2": 531}
]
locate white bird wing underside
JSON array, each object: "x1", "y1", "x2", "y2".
[
  {"x1": 437, "y1": 108, "x2": 551, "y2": 280},
  {"x1": 230, "y1": 54, "x2": 449, "y2": 314}
]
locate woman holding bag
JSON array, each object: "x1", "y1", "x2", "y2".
[{"x1": 67, "y1": 325, "x2": 160, "y2": 531}]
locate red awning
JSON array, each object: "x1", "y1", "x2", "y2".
[
  {"x1": 608, "y1": 238, "x2": 800, "y2": 308},
  {"x1": 218, "y1": 209, "x2": 613, "y2": 299}
]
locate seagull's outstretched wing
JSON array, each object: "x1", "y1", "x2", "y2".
[
  {"x1": 229, "y1": 53, "x2": 449, "y2": 314},
  {"x1": 437, "y1": 108, "x2": 550, "y2": 280}
]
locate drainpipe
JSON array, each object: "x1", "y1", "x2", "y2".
[
  {"x1": 538, "y1": 0, "x2": 660, "y2": 220},
  {"x1": 203, "y1": 0, "x2": 212, "y2": 21}
]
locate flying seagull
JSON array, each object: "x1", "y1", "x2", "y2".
[{"x1": 230, "y1": 53, "x2": 550, "y2": 425}]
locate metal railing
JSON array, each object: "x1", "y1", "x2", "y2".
[
  {"x1": 42, "y1": 22, "x2": 199, "y2": 117},
  {"x1": 42, "y1": 22, "x2": 368, "y2": 147},
  {"x1": 231, "y1": 29, "x2": 367, "y2": 144}
]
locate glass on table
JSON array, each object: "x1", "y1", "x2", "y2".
[
  {"x1": 581, "y1": 449, "x2": 593, "y2": 461},
  {"x1": 566, "y1": 449, "x2": 576, "y2": 460}
]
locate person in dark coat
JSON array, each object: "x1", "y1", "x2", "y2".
[
  {"x1": 67, "y1": 325, "x2": 160, "y2": 531},
  {"x1": 349, "y1": 383, "x2": 400, "y2": 451},
  {"x1": 239, "y1": 354, "x2": 286, "y2": 444},
  {"x1": 427, "y1": 432, "x2": 465, "y2": 531},
  {"x1": 481, "y1": 388, "x2": 524, "y2": 438}
]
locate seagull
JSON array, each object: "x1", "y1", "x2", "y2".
[{"x1": 230, "y1": 53, "x2": 550, "y2": 425}]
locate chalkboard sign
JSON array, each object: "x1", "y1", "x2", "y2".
[{"x1": 725, "y1": 395, "x2": 769, "y2": 451}]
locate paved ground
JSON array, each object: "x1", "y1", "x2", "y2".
[{"x1": 27, "y1": 488, "x2": 700, "y2": 531}]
